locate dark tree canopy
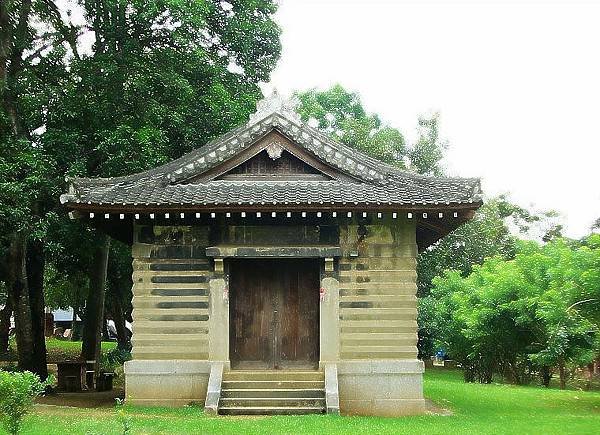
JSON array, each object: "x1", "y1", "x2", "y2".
[{"x1": 1, "y1": 0, "x2": 282, "y2": 375}]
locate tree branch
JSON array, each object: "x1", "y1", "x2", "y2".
[{"x1": 39, "y1": 0, "x2": 82, "y2": 61}]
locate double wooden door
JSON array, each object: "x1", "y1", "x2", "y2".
[{"x1": 229, "y1": 259, "x2": 320, "y2": 369}]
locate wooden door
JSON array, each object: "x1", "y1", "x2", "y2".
[{"x1": 229, "y1": 259, "x2": 319, "y2": 369}]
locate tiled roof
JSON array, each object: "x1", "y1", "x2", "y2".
[{"x1": 61, "y1": 98, "x2": 482, "y2": 210}]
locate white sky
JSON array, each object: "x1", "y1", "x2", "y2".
[{"x1": 268, "y1": 0, "x2": 600, "y2": 238}]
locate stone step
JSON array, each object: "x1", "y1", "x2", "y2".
[
  {"x1": 221, "y1": 388, "x2": 325, "y2": 399},
  {"x1": 218, "y1": 370, "x2": 326, "y2": 415},
  {"x1": 223, "y1": 371, "x2": 323, "y2": 381},
  {"x1": 221, "y1": 380, "x2": 324, "y2": 389},
  {"x1": 219, "y1": 406, "x2": 324, "y2": 415},
  {"x1": 219, "y1": 397, "x2": 325, "y2": 407}
]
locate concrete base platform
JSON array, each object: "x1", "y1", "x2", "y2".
[
  {"x1": 124, "y1": 359, "x2": 426, "y2": 415},
  {"x1": 337, "y1": 360, "x2": 426, "y2": 416},
  {"x1": 124, "y1": 360, "x2": 211, "y2": 406}
]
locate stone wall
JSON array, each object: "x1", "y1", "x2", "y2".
[
  {"x1": 130, "y1": 225, "x2": 212, "y2": 360},
  {"x1": 338, "y1": 217, "x2": 418, "y2": 360},
  {"x1": 336, "y1": 217, "x2": 425, "y2": 416},
  {"x1": 125, "y1": 217, "x2": 424, "y2": 413},
  {"x1": 126, "y1": 225, "x2": 213, "y2": 405}
]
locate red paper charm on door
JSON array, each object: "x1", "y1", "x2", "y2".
[
  {"x1": 223, "y1": 285, "x2": 229, "y2": 302},
  {"x1": 320, "y1": 287, "x2": 326, "y2": 302}
]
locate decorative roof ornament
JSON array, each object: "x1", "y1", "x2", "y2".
[
  {"x1": 248, "y1": 89, "x2": 302, "y2": 125},
  {"x1": 265, "y1": 140, "x2": 284, "y2": 160}
]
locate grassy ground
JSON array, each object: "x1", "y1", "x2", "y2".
[
  {"x1": 0, "y1": 338, "x2": 117, "y2": 364},
  {"x1": 45, "y1": 338, "x2": 117, "y2": 362},
  {"x1": 15, "y1": 368, "x2": 600, "y2": 435}
]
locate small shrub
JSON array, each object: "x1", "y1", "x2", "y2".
[
  {"x1": 115, "y1": 398, "x2": 131, "y2": 434},
  {"x1": 0, "y1": 370, "x2": 52, "y2": 434},
  {"x1": 100, "y1": 348, "x2": 132, "y2": 373}
]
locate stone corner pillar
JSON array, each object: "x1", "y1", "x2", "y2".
[
  {"x1": 208, "y1": 275, "x2": 229, "y2": 363},
  {"x1": 320, "y1": 276, "x2": 340, "y2": 364}
]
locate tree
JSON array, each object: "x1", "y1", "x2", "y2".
[
  {"x1": 2, "y1": 0, "x2": 282, "y2": 377},
  {"x1": 409, "y1": 113, "x2": 447, "y2": 176},
  {"x1": 41, "y1": 0, "x2": 282, "y2": 366},
  {"x1": 416, "y1": 197, "x2": 564, "y2": 357},
  {"x1": 105, "y1": 242, "x2": 133, "y2": 350},
  {"x1": 0, "y1": 0, "x2": 78, "y2": 378},
  {"x1": 295, "y1": 84, "x2": 455, "y2": 176},
  {"x1": 295, "y1": 85, "x2": 407, "y2": 166},
  {"x1": 429, "y1": 236, "x2": 600, "y2": 387}
]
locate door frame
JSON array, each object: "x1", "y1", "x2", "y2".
[
  {"x1": 206, "y1": 247, "x2": 341, "y2": 369},
  {"x1": 227, "y1": 258, "x2": 321, "y2": 370}
]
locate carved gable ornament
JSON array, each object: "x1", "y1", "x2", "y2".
[{"x1": 265, "y1": 140, "x2": 284, "y2": 160}]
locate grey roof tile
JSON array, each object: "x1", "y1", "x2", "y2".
[{"x1": 61, "y1": 105, "x2": 482, "y2": 210}]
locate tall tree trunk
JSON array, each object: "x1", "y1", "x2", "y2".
[
  {"x1": 111, "y1": 295, "x2": 129, "y2": 350},
  {"x1": 0, "y1": 300, "x2": 12, "y2": 355},
  {"x1": 6, "y1": 233, "x2": 36, "y2": 372},
  {"x1": 558, "y1": 359, "x2": 567, "y2": 390},
  {"x1": 540, "y1": 366, "x2": 552, "y2": 388},
  {"x1": 25, "y1": 239, "x2": 48, "y2": 380},
  {"x1": 586, "y1": 362, "x2": 594, "y2": 391},
  {"x1": 102, "y1": 313, "x2": 109, "y2": 342},
  {"x1": 81, "y1": 235, "x2": 110, "y2": 377}
]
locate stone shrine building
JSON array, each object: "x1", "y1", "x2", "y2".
[{"x1": 61, "y1": 94, "x2": 482, "y2": 416}]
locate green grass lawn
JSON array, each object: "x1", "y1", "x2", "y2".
[
  {"x1": 44, "y1": 338, "x2": 117, "y2": 362},
  {"x1": 16, "y1": 368, "x2": 600, "y2": 435},
  {"x1": 1, "y1": 338, "x2": 117, "y2": 364}
]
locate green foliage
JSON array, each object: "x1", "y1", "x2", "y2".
[
  {"x1": 428, "y1": 235, "x2": 600, "y2": 384},
  {"x1": 40, "y1": 0, "x2": 282, "y2": 307},
  {"x1": 416, "y1": 196, "x2": 564, "y2": 358},
  {"x1": 2, "y1": 0, "x2": 282, "y2": 351},
  {"x1": 115, "y1": 398, "x2": 132, "y2": 435},
  {"x1": 409, "y1": 113, "x2": 447, "y2": 176},
  {"x1": 46, "y1": 0, "x2": 281, "y2": 180},
  {"x1": 100, "y1": 347, "x2": 132, "y2": 374},
  {"x1": 295, "y1": 85, "x2": 407, "y2": 166},
  {"x1": 0, "y1": 371, "x2": 52, "y2": 434},
  {"x1": 417, "y1": 197, "x2": 524, "y2": 297},
  {"x1": 295, "y1": 85, "x2": 452, "y2": 176}
]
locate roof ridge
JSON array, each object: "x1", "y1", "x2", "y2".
[{"x1": 67, "y1": 100, "x2": 482, "y2": 191}]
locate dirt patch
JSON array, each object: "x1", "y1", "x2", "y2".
[
  {"x1": 36, "y1": 388, "x2": 124, "y2": 408},
  {"x1": 424, "y1": 398, "x2": 453, "y2": 416}
]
